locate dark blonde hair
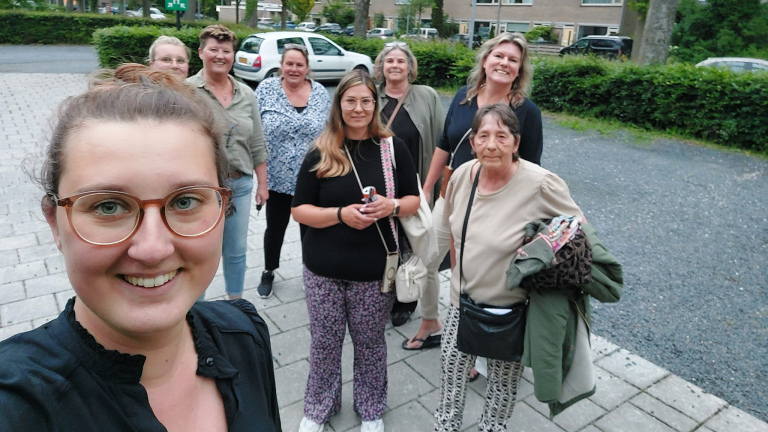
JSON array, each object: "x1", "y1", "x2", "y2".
[
  {"x1": 470, "y1": 103, "x2": 521, "y2": 162},
  {"x1": 312, "y1": 70, "x2": 392, "y2": 178},
  {"x1": 40, "y1": 64, "x2": 228, "y2": 202},
  {"x1": 464, "y1": 32, "x2": 532, "y2": 109},
  {"x1": 373, "y1": 44, "x2": 418, "y2": 83},
  {"x1": 199, "y1": 24, "x2": 237, "y2": 50},
  {"x1": 279, "y1": 44, "x2": 311, "y2": 77}
]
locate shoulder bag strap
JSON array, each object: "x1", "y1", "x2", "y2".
[
  {"x1": 459, "y1": 163, "x2": 482, "y2": 294},
  {"x1": 344, "y1": 146, "x2": 395, "y2": 254},
  {"x1": 448, "y1": 128, "x2": 473, "y2": 168},
  {"x1": 384, "y1": 85, "x2": 411, "y2": 131}
]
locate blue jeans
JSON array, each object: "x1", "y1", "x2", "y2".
[{"x1": 222, "y1": 174, "x2": 253, "y2": 296}]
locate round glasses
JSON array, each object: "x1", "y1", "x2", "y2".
[
  {"x1": 52, "y1": 186, "x2": 231, "y2": 246},
  {"x1": 341, "y1": 97, "x2": 375, "y2": 111},
  {"x1": 155, "y1": 56, "x2": 188, "y2": 65}
]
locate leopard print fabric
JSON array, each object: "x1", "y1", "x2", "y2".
[{"x1": 521, "y1": 228, "x2": 592, "y2": 292}]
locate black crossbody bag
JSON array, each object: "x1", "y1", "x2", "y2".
[{"x1": 456, "y1": 165, "x2": 527, "y2": 362}]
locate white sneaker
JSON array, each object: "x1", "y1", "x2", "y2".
[
  {"x1": 360, "y1": 419, "x2": 384, "y2": 432},
  {"x1": 298, "y1": 417, "x2": 324, "y2": 432}
]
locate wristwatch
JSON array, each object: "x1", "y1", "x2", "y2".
[{"x1": 392, "y1": 199, "x2": 400, "y2": 216}]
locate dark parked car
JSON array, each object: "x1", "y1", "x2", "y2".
[
  {"x1": 343, "y1": 24, "x2": 355, "y2": 36},
  {"x1": 450, "y1": 33, "x2": 481, "y2": 49},
  {"x1": 273, "y1": 20, "x2": 296, "y2": 29},
  {"x1": 559, "y1": 36, "x2": 633, "y2": 59},
  {"x1": 317, "y1": 23, "x2": 343, "y2": 35}
]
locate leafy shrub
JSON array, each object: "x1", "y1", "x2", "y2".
[
  {"x1": 532, "y1": 56, "x2": 768, "y2": 152},
  {"x1": 0, "y1": 10, "x2": 176, "y2": 44},
  {"x1": 93, "y1": 26, "x2": 253, "y2": 75}
]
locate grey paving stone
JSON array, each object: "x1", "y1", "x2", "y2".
[
  {"x1": 54, "y1": 289, "x2": 75, "y2": 311},
  {"x1": 260, "y1": 312, "x2": 279, "y2": 337},
  {"x1": 383, "y1": 401, "x2": 435, "y2": 432},
  {"x1": 0, "y1": 294, "x2": 58, "y2": 325},
  {"x1": 24, "y1": 272, "x2": 71, "y2": 297},
  {"x1": 0, "y1": 259, "x2": 46, "y2": 284},
  {"x1": 244, "y1": 249, "x2": 265, "y2": 269},
  {"x1": 12, "y1": 220, "x2": 48, "y2": 236},
  {"x1": 704, "y1": 406, "x2": 768, "y2": 432},
  {"x1": 597, "y1": 348, "x2": 670, "y2": 389},
  {"x1": 506, "y1": 402, "x2": 565, "y2": 432},
  {"x1": 595, "y1": 402, "x2": 675, "y2": 432},
  {"x1": 386, "y1": 361, "x2": 436, "y2": 409},
  {"x1": 589, "y1": 366, "x2": 642, "y2": 411},
  {"x1": 580, "y1": 426, "x2": 602, "y2": 432},
  {"x1": 0, "y1": 321, "x2": 32, "y2": 342},
  {"x1": 629, "y1": 393, "x2": 699, "y2": 432},
  {"x1": 328, "y1": 381, "x2": 359, "y2": 432},
  {"x1": 35, "y1": 229, "x2": 54, "y2": 245},
  {"x1": 418, "y1": 385, "x2": 487, "y2": 432},
  {"x1": 404, "y1": 347, "x2": 443, "y2": 387},
  {"x1": 0, "y1": 249, "x2": 19, "y2": 267},
  {"x1": 646, "y1": 375, "x2": 727, "y2": 423},
  {"x1": 270, "y1": 326, "x2": 311, "y2": 367},
  {"x1": 263, "y1": 299, "x2": 309, "y2": 332},
  {"x1": 272, "y1": 276, "x2": 307, "y2": 303},
  {"x1": 17, "y1": 242, "x2": 59, "y2": 263},
  {"x1": 276, "y1": 258, "x2": 304, "y2": 280},
  {"x1": 278, "y1": 399, "x2": 305, "y2": 432},
  {"x1": 0, "y1": 281, "x2": 25, "y2": 304},
  {"x1": 591, "y1": 333, "x2": 620, "y2": 360},
  {"x1": 552, "y1": 398, "x2": 607, "y2": 432},
  {"x1": 274, "y1": 359, "x2": 310, "y2": 408},
  {"x1": 45, "y1": 255, "x2": 65, "y2": 274},
  {"x1": 384, "y1": 327, "x2": 421, "y2": 365}
]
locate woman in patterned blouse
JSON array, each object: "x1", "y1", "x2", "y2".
[{"x1": 254, "y1": 44, "x2": 331, "y2": 299}]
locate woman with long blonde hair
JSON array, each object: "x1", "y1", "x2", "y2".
[{"x1": 291, "y1": 70, "x2": 421, "y2": 432}]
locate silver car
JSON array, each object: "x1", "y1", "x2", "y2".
[
  {"x1": 233, "y1": 31, "x2": 374, "y2": 83},
  {"x1": 695, "y1": 57, "x2": 768, "y2": 72}
]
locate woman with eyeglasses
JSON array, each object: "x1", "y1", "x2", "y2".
[
  {"x1": 148, "y1": 35, "x2": 190, "y2": 78},
  {"x1": 373, "y1": 42, "x2": 445, "y2": 329},
  {"x1": 253, "y1": 43, "x2": 331, "y2": 299},
  {"x1": 405, "y1": 33, "x2": 544, "y2": 361},
  {"x1": 0, "y1": 64, "x2": 280, "y2": 431},
  {"x1": 291, "y1": 71, "x2": 420, "y2": 432},
  {"x1": 187, "y1": 25, "x2": 269, "y2": 300}
]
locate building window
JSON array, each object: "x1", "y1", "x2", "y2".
[
  {"x1": 505, "y1": 22, "x2": 530, "y2": 32},
  {"x1": 502, "y1": 0, "x2": 532, "y2": 4},
  {"x1": 582, "y1": 0, "x2": 621, "y2": 4}
]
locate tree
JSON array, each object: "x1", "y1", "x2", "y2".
[
  {"x1": 287, "y1": 0, "x2": 314, "y2": 23},
  {"x1": 246, "y1": 0, "x2": 258, "y2": 26},
  {"x1": 321, "y1": 0, "x2": 355, "y2": 28},
  {"x1": 431, "y1": 0, "x2": 444, "y2": 35},
  {"x1": 353, "y1": 0, "x2": 369, "y2": 37},
  {"x1": 142, "y1": 0, "x2": 150, "y2": 17},
  {"x1": 637, "y1": 0, "x2": 679, "y2": 64},
  {"x1": 408, "y1": 0, "x2": 433, "y2": 26}
]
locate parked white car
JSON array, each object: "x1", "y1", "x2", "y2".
[
  {"x1": 128, "y1": 7, "x2": 166, "y2": 19},
  {"x1": 296, "y1": 22, "x2": 316, "y2": 32},
  {"x1": 233, "y1": 31, "x2": 374, "y2": 83},
  {"x1": 695, "y1": 57, "x2": 768, "y2": 73},
  {"x1": 366, "y1": 28, "x2": 394, "y2": 40}
]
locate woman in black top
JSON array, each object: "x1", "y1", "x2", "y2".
[
  {"x1": 291, "y1": 70, "x2": 420, "y2": 432},
  {"x1": 0, "y1": 65, "x2": 280, "y2": 432}
]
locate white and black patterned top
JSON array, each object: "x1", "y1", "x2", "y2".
[{"x1": 255, "y1": 77, "x2": 331, "y2": 195}]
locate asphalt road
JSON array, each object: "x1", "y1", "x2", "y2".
[{"x1": 3, "y1": 45, "x2": 767, "y2": 423}]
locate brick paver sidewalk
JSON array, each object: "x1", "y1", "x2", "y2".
[{"x1": 1, "y1": 73, "x2": 766, "y2": 432}]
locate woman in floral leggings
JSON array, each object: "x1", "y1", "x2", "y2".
[{"x1": 291, "y1": 71, "x2": 421, "y2": 432}]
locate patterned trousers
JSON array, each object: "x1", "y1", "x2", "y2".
[
  {"x1": 434, "y1": 307, "x2": 524, "y2": 432},
  {"x1": 302, "y1": 267, "x2": 395, "y2": 423}
]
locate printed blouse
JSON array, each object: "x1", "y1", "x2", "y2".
[{"x1": 255, "y1": 77, "x2": 331, "y2": 195}]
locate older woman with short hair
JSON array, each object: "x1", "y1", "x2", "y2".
[
  {"x1": 435, "y1": 103, "x2": 582, "y2": 431},
  {"x1": 373, "y1": 41, "x2": 445, "y2": 328},
  {"x1": 254, "y1": 43, "x2": 331, "y2": 299},
  {"x1": 187, "y1": 24, "x2": 269, "y2": 300}
]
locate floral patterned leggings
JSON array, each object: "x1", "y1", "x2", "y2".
[
  {"x1": 434, "y1": 307, "x2": 524, "y2": 432},
  {"x1": 303, "y1": 267, "x2": 395, "y2": 423}
]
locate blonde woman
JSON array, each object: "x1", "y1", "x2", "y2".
[{"x1": 148, "y1": 35, "x2": 190, "y2": 78}]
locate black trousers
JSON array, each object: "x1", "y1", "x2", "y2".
[{"x1": 264, "y1": 190, "x2": 294, "y2": 271}]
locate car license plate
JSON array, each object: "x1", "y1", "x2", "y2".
[{"x1": 238, "y1": 57, "x2": 248, "y2": 64}]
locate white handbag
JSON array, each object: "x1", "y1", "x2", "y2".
[{"x1": 386, "y1": 139, "x2": 438, "y2": 302}]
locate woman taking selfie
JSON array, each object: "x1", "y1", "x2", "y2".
[
  {"x1": 0, "y1": 65, "x2": 280, "y2": 431},
  {"x1": 291, "y1": 70, "x2": 420, "y2": 432},
  {"x1": 187, "y1": 24, "x2": 269, "y2": 300},
  {"x1": 254, "y1": 43, "x2": 331, "y2": 299}
]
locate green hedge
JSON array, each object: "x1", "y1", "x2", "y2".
[
  {"x1": 532, "y1": 56, "x2": 768, "y2": 152},
  {"x1": 93, "y1": 26, "x2": 254, "y2": 76},
  {"x1": 0, "y1": 10, "x2": 180, "y2": 44}
]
